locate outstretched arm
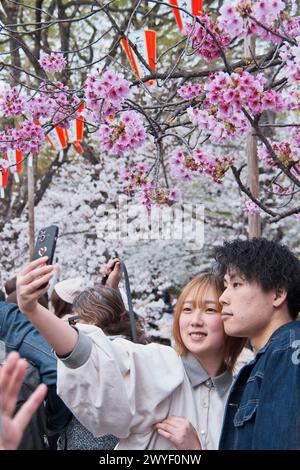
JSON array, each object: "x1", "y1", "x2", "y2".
[
  {"x1": 155, "y1": 416, "x2": 202, "y2": 450},
  {"x1": 0, "y1": 351, "x2": 47, "y2": 450},
  {"x1": 16, "y1": 257, "x2": 78, "y2": 357}
]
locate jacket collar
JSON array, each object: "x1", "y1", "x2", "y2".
[
  {"x1": 254, "y1": 320, "x2": 297, "y2": 359},
  {"x1": 182, "y1": 352, "x2": 233, "y2": 397}
]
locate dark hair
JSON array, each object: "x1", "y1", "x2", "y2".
[
  {"x1": 4, "y1": 276, "x2": 16, "y2": 295},
  {"x1": 4, "y1": 275, "x2": 49, "y2": 307},
  {"x1": 173, "y1": 272, "x2": 246, "y2": 370},
  {"x1": 73, "y1": 285, "x2": 147, "y2": 344},
  {"x1": 6, "y1": 290, "x2": 48, "y2": 308},
  {"x1": 50, "y1": 289, "x2": 73, "y2": 319},
  {"x1": 214, "y1": 238, "x2": 300, "y2": 320},
  {"x1": 0, "y1": 289, "x2": 5, "y2": 301}
]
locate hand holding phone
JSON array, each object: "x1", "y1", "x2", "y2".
[
  {"x1": 16, "y1": 257, "x2": 54, "y2": 316},
  {"x1": 32, "y1": 225, "x2": 58, "y2": 289}
]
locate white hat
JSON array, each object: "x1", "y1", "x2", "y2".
[{"x1": 54, "y1": 278, "x2": 83, "y2": 304}]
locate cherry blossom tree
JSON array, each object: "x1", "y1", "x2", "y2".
[
  {"x1": 2, "y1": 0, "x2": 300, "y2": 341},
  {"x1": 0, "y1": 0, "x2": 300, "y2": 264}
]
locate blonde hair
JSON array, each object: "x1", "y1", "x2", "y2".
[{"x1": 173, "y1": 272, "x2": 246, "y2": 370}]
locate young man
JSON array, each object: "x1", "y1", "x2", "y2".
[
  {"x1": 157, "y1": 238, "x2": 300, "y2": 450},
  {"x1": 217, "y1": 237, "x2": 300, "y2": 449}
]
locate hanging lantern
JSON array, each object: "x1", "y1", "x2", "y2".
[
  {"x1": 4, "y1": 148, "x2": 22, "y2": 183},
  {"x1": 0, "y1": 159, "x2": 9, "y2": 197},
  {"x1": 169, "y1": 0, "x2": 202, "y2": 31},
  {"x1": 5, "y1": 148, "x2": 22, "y2": 174},
  {"x1": 46, "y1": 125, "x2": 67, "y2": 151},
  {"x1": 121, "y1": 30, "x2": 156, "y2": 84},
  {"x1": 64, "y1": 103, "x2": 85, "y2": 153},
  {"x1": 0, "y1": 167, "x2": 9, "y2": 188}
]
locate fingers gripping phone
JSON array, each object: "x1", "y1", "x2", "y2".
[
  {"x1": 32, "y1": 225, "x2": 59, "y2": 265},
  {"x1": 32, "y1": 225, "x2": 59, "y2": 290}
]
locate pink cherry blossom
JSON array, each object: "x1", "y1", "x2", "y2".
[
  {"x1": 259, "y1": 141, "x2": 299, "y2": 168},
  {"x1": 169, "y1": 147, "x2": 235, "y2": 184},
  {"x1": 295, "y1": 213, "x2": 300, "y2": 223},
  {"x1": 177, "y1": 82, "x2": 203, "y2": 100},
  {"x1": 183, "y1": 13, "x2": 231, "y2": 62},
  {"x1": 39, "y1": 52, "x2": 67, "y2": 72},
  {"x1": 14, "y1": 121, "x2": 45, "y2": 154},
  {"x1": 0, "y1": 86, "x2": 24, "y2": 118},
  {"x1": 244, "y1": 200, "x2": 260, "y2": 215},
  {"x1": 84, "y1": 69, "x2": 131, "y2": 124},
  {"x1": 99, "y1": 111, "x2": 145, "y2": 156}
]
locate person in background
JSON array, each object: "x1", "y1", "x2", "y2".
[
  {"x1": 0, "y1": 279, "x2": 72, "y2": 447},
  {"x1": 52, "y1": 277, "x2": 122, "y2": 450},
  {"x1": 0, "y1": 274, "x2": 83, "y2": 449},
  {"x1": 4, "y1": 275, "x2": 48, "y2": 308},
  {"x1": 4, "y1": 277, "x2": 16, "y2": 298},
  {"x1": 50, "y1": 278, "x2": 82, "y2": 319}
]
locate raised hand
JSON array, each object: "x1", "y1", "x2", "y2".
[
  {"x1": 0, "y1": 351, "x2": 47, "y2": 450},
  {"x1": 99, "y1": 258, "x2": 122, "y2": 289},
  {"x1": 16, "y1": 257, "x2": 54, "y2": 316}
]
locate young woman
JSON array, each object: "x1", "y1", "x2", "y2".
[
  {"x1": 155, "y1": 274, "x2": 253, "y2": 449},
  {"x1": 16, "y1": 257, "x2": 247, "y2": 450}
]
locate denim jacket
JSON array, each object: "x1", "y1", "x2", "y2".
[
  {"x1": 0, "y1": 301, "x2": 56, "y2": 384},
  {"x1": 0, "y1": 301, "x2": 71, "y2": 433},
  {"x1": 219, "y1": 321, "x2": 300, "y2": 450}
]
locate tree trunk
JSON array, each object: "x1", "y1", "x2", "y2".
[
  {"x1": 27, "y1": 156, "x2": 35, "y2": 261},
  {"x1": 244, "y1": 35, "x2": 261, "y2": 238}
]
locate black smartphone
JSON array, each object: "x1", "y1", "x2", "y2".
[{"x1": 32, "y1": 225, "x2": 59, "y2": 265}]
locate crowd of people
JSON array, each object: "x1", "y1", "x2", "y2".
[{"x1": 0, "y1": 237, "x2": 300, "y2": 450}]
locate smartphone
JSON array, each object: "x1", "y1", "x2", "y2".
[{"x1": 32, "y1": 225, "x2": 59, "y2": 265}]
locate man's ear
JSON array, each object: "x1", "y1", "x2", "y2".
[{"x1": 273, "y1": 287, "x2": 287, "y2": 308}]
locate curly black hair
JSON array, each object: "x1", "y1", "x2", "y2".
[{"x1": 214, "y1": 238, "x2": 300, "y2": 320}]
